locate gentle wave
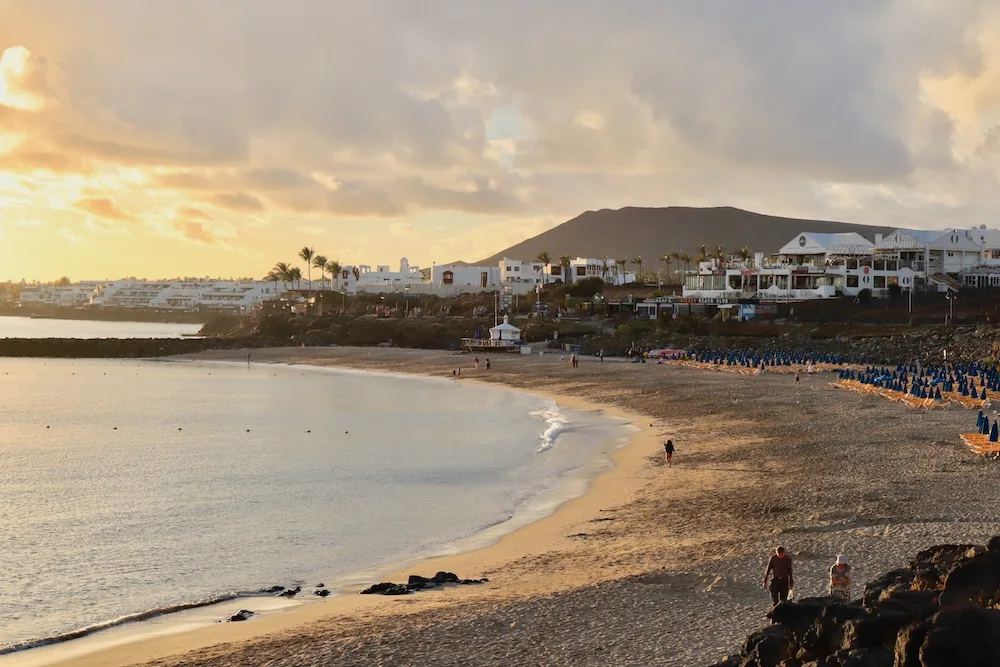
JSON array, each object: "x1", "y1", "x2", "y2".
[
  {"x1": 0, "y1": 589, "x2": 276, "y2": 656},
  {"x1": 531, "y1": 402, "x2": 568, "y2": 453}
]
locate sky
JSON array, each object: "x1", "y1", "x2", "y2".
[{"x1": 1, "y1": 1, "x2": 1000, "y2": 281}]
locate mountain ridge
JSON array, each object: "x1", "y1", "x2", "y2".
[{"x1": 474, "y1": 206, "x2": 897, "y2": 265}]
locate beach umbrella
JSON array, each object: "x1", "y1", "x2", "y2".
[
  {"x1": 978, "y1": 410, "x2": 985, "y2": 430},
  {"x1": 935, "y1": 387, "x2": 942, "y2": 401},
  {"x1": 990, "y1": 421, "x2": 998, "y2": 443}
]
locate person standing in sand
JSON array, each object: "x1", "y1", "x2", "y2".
[
  {"x1": 474, "y1": 356, "x2": 480, "y2": 370},
  {"x1": 829, "y1": 554, "x2": 852, "y2": 600},
  {"x1": 762, "y1": 546, "x2": 794, "y2": 607},
  {"x1": 485, "y1": 358, "x2": 491, "y2": 370},
  {"x1": 794, "y1": 370, "x2": 801, "y2": 385},
  {"x1": 663, "y1": 439, "x2": 674, "y2": 467}
]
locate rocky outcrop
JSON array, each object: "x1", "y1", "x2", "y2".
[
  {"x1": 711, "y1": 536, "x2": 1000, "y2": 667},
  {"x1": 360, "y1": 572, "x2": 488, "y2": 596},
  {"x1": 229, "y1": 609, "x2": 255, "y2": 622}
]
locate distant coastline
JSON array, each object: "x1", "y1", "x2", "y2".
[{"x1": 0, "y1": 305, "x2": 216, "y2": 325}]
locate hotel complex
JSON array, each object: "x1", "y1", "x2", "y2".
[{"x1": 12, "y1": 225, "x2": 1000, "y2": 314}]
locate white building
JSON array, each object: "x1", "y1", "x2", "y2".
[
  {"x1": 18, "y1": 281, "x2": 109, "y2": 307},
  {"x1": 431, "y1": 265, "x2": 501, "y2": 292},
  {"x1": 86, "y1": 280, "x2": 283, "y2": 313},
  {"x1": 562, "y1": 258, "x2": 634, "y2": 286},
  {"x1": 499, "y1": 257, "x2": 547, "y2": 294},
  {"x1": 353, "y1": 257, "x2": 425, "y2": 289},
  {"x1": 874, "y1": 228, "x2": 982, "y2": 289},
  {"x1": 682, "y1": 231, "x2": 921, "y2": 301}
]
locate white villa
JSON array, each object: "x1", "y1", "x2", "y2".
[
  {"x1": 681, "y1": 226, "x2": 1000, "y2": 303},
  {"x1": 19, "y1": 280, "x2": 286, "y2": 313}
]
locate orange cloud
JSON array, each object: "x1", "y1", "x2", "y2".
[
  {"x1": 207, "y1": 192, "x2": 264, "y2": 212},
  {"x1": 73, "y1": 197, "x2": 131, "y2": 220}
]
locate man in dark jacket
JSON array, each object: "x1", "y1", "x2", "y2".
[{"x1": 762, "y1": 546, "x2": 793, "y2": 606}]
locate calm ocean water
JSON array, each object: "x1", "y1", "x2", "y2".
[
  {"x1": 0, "y1": 359, "x2": 629, "y2": 656},
  {"x1": 0, "y1": 316, "x2": 203, "y2": 339}
]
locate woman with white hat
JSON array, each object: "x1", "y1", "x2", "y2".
[{"x1": 829, "y1": 554, "x2": 852, "y2": 600}]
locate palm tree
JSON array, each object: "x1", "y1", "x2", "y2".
[
  {"x1": 326, "y1": 260, "x2": 342, "y2": 290},
  {"x1": 696, "y1": 244, "x2": 709, "y2": 263},
  {"x1": 535, "y1": 250, "x2": 551, "y2": 286},
  {"x1": 272, "y1": 262, "x2": 291, "y2": 292},
  {"x1": 669, "y1": 251, "x2": 681, "y2": 284},
  {"x1": 714, "y1": 245, "x2": 726, "y2": 262},
  {"x1": 632, "y1": 256, "x2": 644, "y2": 284},
  {"x1": 660, "y1": 254, "x2": 671, "y2": 287},
  {"x1": 265, "y1": 270, "x2": 282, "y2": 298},
  {"x1": 289, "y1": 266, "x2": 302, "y2": 290},
  {"x1": 298, "y1": 246, "x2": 315, "y2": 292},
  {"x1": 312, "y1": 254, "x2": 328, "y2": 290},
  {"x1": 600, "y1": 255, "x2": 611, "y2": 283},
  {"x1": 735, "y1": 246, "x2": 753, "y2": 262},
  {"x1": 679, "y1": 251, "x2": 692, "y2": 274},
  {"x1": 559, "y1": 255, "x2": 572, "y2": 283},
  {"x1": 615, "y1": 258, "x2": 627, "y2": 285}
]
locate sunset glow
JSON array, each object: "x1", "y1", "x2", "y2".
[{"x1": 1, "y1": 1, "x2": 999, "y2": 281}]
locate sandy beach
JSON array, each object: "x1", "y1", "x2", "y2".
[{"x1": 45, "y1": 346, "x2": 1000, "y2": 667}]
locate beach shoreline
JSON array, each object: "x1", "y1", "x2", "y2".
[
  {"x1": 26, "y1": 345, "x2": 1000, "y2": 666},
  {"x1": 26, "y1": 349, "x2": 657, "y2": 667}
]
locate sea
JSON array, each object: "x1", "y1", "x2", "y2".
[
  {"x1": 0, "y1": 357, "x2": 632, "y2": 662},
  {"x1": 0, "y1": 315, "x2": 203, "y2": 339}
]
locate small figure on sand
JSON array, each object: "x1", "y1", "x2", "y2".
[
  {"x1": 485, "y1": 358, "x2": 491, "y2": 370},
  {"x1": 794, "y1": 370, "x2": 801, "y2": 385},
  {"x1": 829, "y1": 554, "x2": 852, "y2": 600},
  {"x1": 663, "y1": 439, "x2": 674, "y2": 466},
  {"x1": 599, "y1": 349, "x2": 604, "y2": 363},
  {"x1": 247, "y1": 351, "x2": 252, "y2": 368},
  {"x1": 570, "y1": 353, "x2": 578, "y2": 368},
  {"x1": 763, "y1": 546, "x2": 794, "y2": 607},
  {"x1": 474, "y1": 356, "x2": 480, "y2": 370},
  {"x1": 807, "y1": 363, "x2": 816, "y2": 377}
]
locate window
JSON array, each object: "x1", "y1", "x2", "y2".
[
  {"x1": 576, "y1": 266, "x2": 587, "y2": 276},
  {"x1": 874, "y1": 276, "x2": 886, "y2": 288},
  {"x1": 847, "y1": 275, "x2": 859, "y2": 288},
  {"x1": 481, "y1": 272, "x2": 489, "y2": 288},
  {"x1": 442, "y1": 271, "x2": 454, "y2": 285},
  {"x1": 947, "y1": 252, "x2": 954, "y2": 258},
  {"x1": 514, "y1": 266, "x2": 520, "y2": 272},
  {"x1": 550, "y1": 266, "x2": 561, "y2": 276}
]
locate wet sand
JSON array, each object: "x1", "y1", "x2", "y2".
[{"x1": 51, "y1": 347, "x2": 1000, "y2": 667}]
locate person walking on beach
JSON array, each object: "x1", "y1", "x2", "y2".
[
  {"x1": 599, "y1": 349, "x2": 604, "y2": 362},
  {"x1": 663, "y1": 439, "x2": 674, "y2": 467},
  {"x1": 485, "y1": 358, "x2": 491, "y2": 370},
  {"x1": 474, "y1": 356, "x2": 480, "y2": 370},
  {"x1": 247, "y1": 350, "x2": 252, "y2": 368},
  {"x1": 829, "y1": 554, "x2": 852, "y2": 600},
  {"x1": 762, "y1": 546, "x2": 794, "y2": 607},
  {"x1": 794, "y1": 370, "x2": 801, "y2": 385}
]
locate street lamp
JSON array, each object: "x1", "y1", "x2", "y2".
[
  {"x1": 945, "y1": 292, "x2": 956, "y2": 324},
  {"x1": 405, "y1": 284, "x2": 411, "y2": 317},
  {"x1": 339, "y1": 289, "x2": 346, "y2": 312}
]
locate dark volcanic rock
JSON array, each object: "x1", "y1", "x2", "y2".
[
  {"x1": 229, "y1": 609, "x2": 255, "y2": 622},
  {"x1": 359, "y1": 582, "x2": 411, "y2": 596},
  {"x1": 713, "y1": 537, "x2": 1000, "y2": 667},
  {"x1": 278, "y1": 586, "x2": 301, "y2": 598},
  {"x1": 939, "y1": 550, "x2": 1000, "y2": 609},
  {"x1": 314, "y1": 589, "x2": 331, "y2": 597}
]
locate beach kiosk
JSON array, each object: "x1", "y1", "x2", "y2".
[{"x1": 461, "y1": 315, "x2": 522, "y2": 352}]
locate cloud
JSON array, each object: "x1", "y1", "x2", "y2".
[
  {"x1": 59, "y1": 227, "x2": 82, "y2": 245},
  {"x1": 174, "y1": 220, "x2": 216, "y2": 244},
  {"x1": 178, "y1": 206, "x2": 211, "y2": 221},
  {"x1": 73, "y1": 197, "x2": 131, "y2": 220},
  {"x1": 206, "y1": 192, "x2": 265, "y2": 212},
  {"x1": 3, "y1": 0, "x2": 1000, "y2": 278}
]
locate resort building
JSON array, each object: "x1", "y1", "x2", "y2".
[
  {"x1": 18, "y1": 281, "x2": 110, "y2": 307},
  {"x1": 431, "y1": 265, "x2": 501, "y2": 292},
  {"x1": 557, "y1": 258, "x2": 635, "y2": 286},
  {"x1": 682, "y1": 231, "x2": 922, "y2": 302},
  {"x1": 499, "y1": 258, "x2": 548, "y2": 293}
]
